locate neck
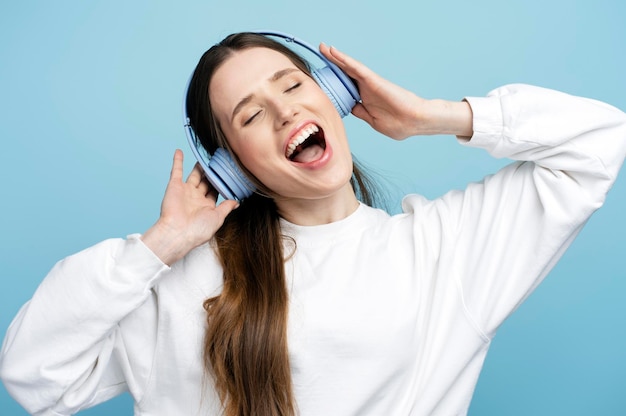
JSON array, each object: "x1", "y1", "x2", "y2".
[{"x1": 275, "y1": 183, "x2": 360, "y2": 226}]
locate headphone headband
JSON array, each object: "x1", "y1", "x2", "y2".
[{"x1": 255, "y1": 30, "x2": 361, "y2": 107}]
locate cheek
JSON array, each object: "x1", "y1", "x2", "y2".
[
  {"x1": 219, "y1": 123, "x2": 250, "y2": 159},
  {"x1": 214, "y1": 113, "x2": 279, "y2": 185},
  {"x1": 235, "y1": 147, "x2": 261, "y2": 171},
  {"x1": 228, "y1": 134, "x2": 273, "y2": 179}
]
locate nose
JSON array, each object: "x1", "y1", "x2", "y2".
[{"x1": 271, "y1": 97, "x2": 299, "y2": 129}]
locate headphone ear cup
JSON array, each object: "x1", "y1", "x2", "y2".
[
  {"x1": 312, "y1": 66, "x2": 355, "y2": 118},
  {"x1": 206, "y1": 148, "x2": 255, "y2": 201}
]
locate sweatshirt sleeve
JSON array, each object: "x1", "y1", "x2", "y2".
[
  {"x1": 0, "y1": 234, "x2": 170, "y2": 415},
  {"x1": 405, "y1": 84, "x2": 626, "y2": 339}
]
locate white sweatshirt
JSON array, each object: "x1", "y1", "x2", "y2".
[{"x1": 1, "y1": 84, "x2": 625, "y2": 416}]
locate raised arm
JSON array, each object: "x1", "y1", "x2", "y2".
[
  {"x1": 324, "y1": 43, "x2": 626, "y2": 337},
  {"x1": 426, "y1": 84, "x2": 626, "y2": 336}
]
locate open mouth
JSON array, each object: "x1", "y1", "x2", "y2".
[{"x1": 285, "y1": 124, "x2": 326, "y2": 163}]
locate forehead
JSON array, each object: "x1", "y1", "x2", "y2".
[{"x1": 209, "y1": 47, "x2": 300, "y2": 117}]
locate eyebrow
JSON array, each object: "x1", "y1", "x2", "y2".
[{"x1": 230, "y1": 68, "x2": 300, "y2": 122}]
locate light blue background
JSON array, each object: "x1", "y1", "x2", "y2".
[{"x1": 1, "y1": 1, "x2": 625, "y2": 415}]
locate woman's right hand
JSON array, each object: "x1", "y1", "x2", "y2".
[{"x1": 141, "y1": 149, "x2": 239, "y2": 266}]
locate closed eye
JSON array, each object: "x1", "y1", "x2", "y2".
[
  {"x1": 243, "y1": 110, "x2": 261, "y2": 126},
  {"x1": 285, "y1": 82, "x2": 301, "y2": 93}
]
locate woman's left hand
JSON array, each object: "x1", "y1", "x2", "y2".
[{"x1": 319, "y1": 44, "x2": 473, "y2": 140}]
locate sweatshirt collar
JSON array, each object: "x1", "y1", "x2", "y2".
[{"x1": 279, "y1": 202, "x2": 371, "y2": 247}]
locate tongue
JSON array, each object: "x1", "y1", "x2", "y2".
[{"x1": 293, "y1": 144, "x2": 324, "y2": 163}]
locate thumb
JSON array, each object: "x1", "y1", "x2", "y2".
[
  {"x1": 351, "y1": 103, "x2": 373, "y2": 124},
  {"x1": 214, "y1": 199, "x2": 240, "y2": 222}
]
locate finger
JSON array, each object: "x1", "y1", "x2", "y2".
[
  {"x1": 319, "y1": 43, "x2": 351, "y2": 75},
  {"x1": 319, "y1": 42, "x2": 335, "y2": 63},
  {"x1": 197, "y1": 176, "x2": 210, "y2": 195},
  {"x1": 186, "y1": 162, "x2": 204, "y2": 186},
  {"x1": 351, "y1": 102, "x2": 374, "y2": 124},
  {"x1": 199, "y1": 176, "x2": 219, "y2": 201},
  {"x1": 320, "y1": 44, "x2": 372, "y2": 81},
  {"x1": 205, "y1": 185, "x2": 218, "y2": 200},
  {"x1": 214, "y1": 199, "x2": 240, "y2": 223},
  {"x1": 170, "y1": 149, "x2": 184, "y2": 182}
]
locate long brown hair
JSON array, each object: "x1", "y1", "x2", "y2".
[{"x1": 186, "y1": 32, "x2": 381, "y2": 416}]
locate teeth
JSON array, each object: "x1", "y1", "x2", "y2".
[{"x1": 286, "y1": 124, "x2": 319, "y2": 158}]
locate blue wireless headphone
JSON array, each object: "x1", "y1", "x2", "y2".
[{"x1": 183, "y1": 30, "x2": 361, "y2": 201}]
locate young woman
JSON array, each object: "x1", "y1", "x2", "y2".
[{"x1": 1, "y1": 32, "x2": 625, "y2": 416}]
